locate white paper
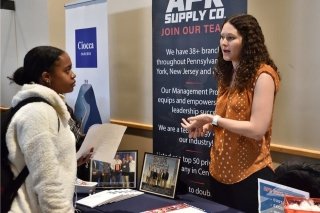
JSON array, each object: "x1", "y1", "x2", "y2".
[
  {"x1": 76, "y1": 123, "x2": 127, "y2": 162},
  {"x1": 76, "y1": 190, "x2": 120, "y2": 208},
  {"x1": 76, "y1": 189, "x2": 144, "y2": 208},
  {"x1": 75, "y1": 178, "x2": 98, "y2": 194}
]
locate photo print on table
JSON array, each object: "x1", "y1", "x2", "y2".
[
  {"x1": 90, "y1": 150, "x2": 138, "y2": 189},
  {"x1": 139, "y1": 153, "x2": 181, "y2": 199}
]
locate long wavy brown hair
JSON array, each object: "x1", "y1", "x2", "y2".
[{"x1": 215, "y1": 14, "x2": 280, "y2": 91}]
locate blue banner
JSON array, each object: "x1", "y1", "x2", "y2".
[
  {"x1": 153, "y1": 0, "x2": 247, "y2": 198},
  {"x1": 75, "y1": 27, "x2": 97, "y2": 68}
]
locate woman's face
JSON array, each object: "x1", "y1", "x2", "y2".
[
  {"x1": 49, "y1": 53, "x2": 76, "y2": 94},
  {"x1": 220, "y1": 22, "x2": 243, "y2": 68}
]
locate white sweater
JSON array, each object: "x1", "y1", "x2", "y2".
[{"x1": 6, "y1": 84, "x2": 76, "y2": 213}]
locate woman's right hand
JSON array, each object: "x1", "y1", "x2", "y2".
[
  {"x1": 77, "y1": 147, "x2": 94, "y2": 167},
  {"x1": 181, "y1": 114, "x2": 213, "y2": 138}
]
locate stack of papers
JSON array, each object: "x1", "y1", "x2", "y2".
[
  {"x1": 76, "y1": 189, "x2": 144, "y2": 208},
  {"x1": 75, "y1": 178, "x2": 98, "y2": 194},
  {"x1": 142, "y1": 203, "x2": 206, "y2": 213}
]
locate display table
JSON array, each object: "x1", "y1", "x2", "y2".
[{"x1": 75, "y1": 192, "x2": 243, "y2": 212}]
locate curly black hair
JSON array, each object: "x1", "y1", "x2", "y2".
[{"x1": 215, "y1": 14, "x2": 280, "y2": 91}]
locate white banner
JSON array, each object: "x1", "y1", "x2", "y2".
[{"x1": 65, "y1": 0, "x2": 110, "y2": 131}]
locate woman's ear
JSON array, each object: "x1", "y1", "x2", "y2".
[{"x1": 40, "y1": 71, "x2": 51, "y2": 86}]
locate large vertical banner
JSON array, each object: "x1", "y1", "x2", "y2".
[
  {"x1": 65, "y1": 0, "x2": 110, "y2": 128},
  {"x1": 153, "y1": 0, "x2": 247, "y2": 198}
]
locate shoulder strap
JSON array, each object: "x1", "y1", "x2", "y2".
[
  {"x1": 1, "y1": 97, "x2": 51, "y2": 156},
  {"x1": 10, "y1": 97, "x2": 51, "y2": 116},
  {"x1": 1, "y1": 97, "x2": 51, "y2": 212},
  {"x1": 4, "y1": 167, "x2": 29, "y2": 211}
]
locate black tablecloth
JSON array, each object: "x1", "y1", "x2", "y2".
[{"x1": 75, "y1": 192, "x2": 243, "y2": 213}]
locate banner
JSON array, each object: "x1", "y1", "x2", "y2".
[
  {"x1": 153, "y1": 0, "x2": 247, "y2": 198},
  {"x1": 65, "y1": 0, "x2": 110, "y2": 126}
]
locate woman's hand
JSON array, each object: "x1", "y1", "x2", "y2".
[
  {"x1": 202, "y1": 123, "x2": 213, "y2": 135},
  {"x1": 77, "y1": 147, "x2": 94, "y2": 167},
  {"x1": 181, "y1": 114, "x2": 213, "y2": 138}
]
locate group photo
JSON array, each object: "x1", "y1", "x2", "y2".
[{"x1": 91, "y1": 151, "x2": 137, "y2": 189}]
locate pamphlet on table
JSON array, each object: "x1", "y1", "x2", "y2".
[
  {"x1": 141, "y1": 203, "x2": 206, "y2": 213},
  {"x1": 258, "y1": 178, "x2": 309, "y2": 213},
  {"x1": 76, "y1": 189, "x2": 144, "y2": 208}
]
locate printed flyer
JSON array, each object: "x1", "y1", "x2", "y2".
[{"x1": 258, "y1": 178, "x2": 309, "y2": 213}]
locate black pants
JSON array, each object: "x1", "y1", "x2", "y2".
[{"x1": 209, "y1": 167, "x2": 275, "y2": 213}]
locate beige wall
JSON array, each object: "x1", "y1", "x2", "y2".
[
  {"x1": 248, "y1": 0, "x2": 320, "y2": 159},
  {"x1": 48, "y1": 0, "x2": 67, "y2": 49},
  {"x1": 47, "y1": 0, "x2": 319, "y2": 176}
]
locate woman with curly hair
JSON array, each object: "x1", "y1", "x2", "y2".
[{"x1": 181, "y1": 14, "x2": 281, "y2": 212}]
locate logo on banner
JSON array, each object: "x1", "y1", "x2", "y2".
[
  {"x1": 161, "y1": 0, "x2": 225, "y2": 36},
  {"x1": 75, "y1": 27, "x2": 97, "y2": 68},
  {"x1": 165, "y1": 0, "x2": 225, "y2": 24}
]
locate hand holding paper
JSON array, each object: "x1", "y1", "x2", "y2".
[{"x1": 77, "y1": 147, "x2": 94, "y2": 166}]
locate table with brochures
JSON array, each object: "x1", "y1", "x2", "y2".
[{"x1": 75, "y1": 192, "x2": 243, "y2": 213}]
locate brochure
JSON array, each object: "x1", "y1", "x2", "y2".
[
  {"x1": 142, "y1": 203, "x2": 206, "y2": 213},
  {"x1": 258, "y1": 178, "x2": 309, "y2": 213},
  {"x1": 76, "y1": 189, "x2": 144, "y2": 208}
]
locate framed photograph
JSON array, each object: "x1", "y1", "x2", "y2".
[
  {"x1": 139, "y1": 153, "x2": 181, "y2": 199},
  {"x1": 90, "y1": 150, "x2": 138, "y2": 189}
]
